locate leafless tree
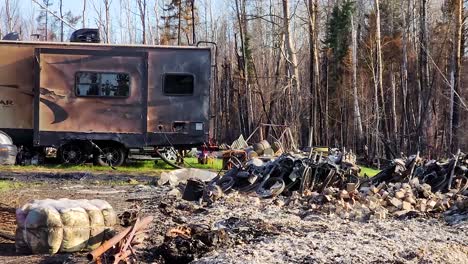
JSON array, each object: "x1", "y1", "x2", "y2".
[
  {"x1": 82, "y1": 0, "x2": 87, "y2": 28},
  {"x1": 351, "y1": 14, "x2": 363, "y2": 150},
  {"x1": 281, "y1": 0, "x2": 300, "y2": 94},
  {"x1": 307, "y1": 0, "x2": 321, "y2": 146},
  {"x1": 92, "y1": 0, "x2": 112, "y2": 43},
  {"x1": 418, "y1": 0, "x2": 431, "y2": 151},
  {"x1": 4, "y1": 0, "x2": 20, "y2": 34},
  {"x1": 137, "y1": 0, "x2": 147, "y2": 44},
  {"x1": 450, "y1": 0, "x2": 463, "y2": 151},
  {"x1": 59, "y1": 0, "x2": 63, "y2": 41},
  {"x1": 374, "y1": 0, "x2": 383, "y2": 159}
]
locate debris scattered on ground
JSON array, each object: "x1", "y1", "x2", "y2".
[
  {"x1": 367, "y1": 151, "x2": 468, "y2": 194},
  {"x1": 87, "y1": 216, "x2": 153, "y2": 264},
  {"x1": 0, "y1": 203, "x2": 16, "y2": 241},
  {"x1": 154, "y1": 224, "x2": 229, "y2": 264},
  {"x1": 304, "y1": 178, "x2": 467, "y2": 221},
  {"x1": 2, "y1": 149, "x2": 468, "y2": 263},
  {"x1": 208, "y1": 149, "x2": 360, "y2": 201},
  {"x1": 185, "y1": 150, "x2": 468, "y2": 224},
  {"x1": 157, "y1": 168, "x2": 218, "y2": 187},
  {"x1": 444, "y1": 198, "x2": 468, "y2": 225},
  {"x1": 0, "y1": 175, "x2": 466, "y2": 264},
  {"x1": 118, "y1": 203, "x2": 142, "y2": 227},
  {"x1": 141, "y1": 186, "x2": 467, "y2": 264}
]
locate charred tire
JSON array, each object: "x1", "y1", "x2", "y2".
[
  {"x1": 95, "y1": 145, "x2": 126, "y2": 167},
  {"x1": 59, "y1": 143, "x2": 85, "y2": 165}
]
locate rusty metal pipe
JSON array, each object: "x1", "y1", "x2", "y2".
[{"x1": 86, "y1": 216, "x2": 153, "y2": 261}]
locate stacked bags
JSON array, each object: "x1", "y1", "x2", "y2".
[{"x1": 15, "y1": 199, "x2": 116, "y2": 254}]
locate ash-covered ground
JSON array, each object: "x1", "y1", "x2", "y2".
[{"x1": 0, "y1": 171, "x2": 466, "y2": 264}]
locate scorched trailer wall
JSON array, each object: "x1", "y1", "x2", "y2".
[{"x1": 0, "y1": 41, "x2": 211, "y2": 165}]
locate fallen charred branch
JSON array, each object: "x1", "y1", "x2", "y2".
[{"x1": 87, "y1": 216, "x2": 153, "y2": 263}]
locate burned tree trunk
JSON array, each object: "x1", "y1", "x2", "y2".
[
  {"x1": 191, "y1": 0, "x2": 196, "y2": 44},
  {"x1": 351, "y1": 15, "x2": 364, "y2": 152},
  {"x1": 5, "y1": 0, "x2": 14, "y2": 33},
  {"x1": 104, "y1": 0, "x2": 111, "y2": 43},
  {"x1": 60, "y1": 0, "x2": 64, "y2": 42},
  {"x1": 390, "y1": 66, "x2": 398, "y2": 150},
  {"x1": 401, "y1": 0, "x2": 410, "y2": 152},
  {"x1": 308, "y1": 0, "x2": 320, "y2": 146},
  {"x1": 418, "y1": 0, "x2": 431, "y2": 152},
  {"x1": 137, "y1": 0, "x2": 147, "y2": 44},
  {"x1": 450, "y1": 0, "x2": 463, "y2": 151},
  {"x1": 282, "y1": 0, "x2": 301, "y2": 123},
  {"x1": 234, "y1": 0, "x2": 252, "y2": 135},
  {"x1": 82, "y1": 0, "x2": 86, "y2": 28},
  {"x1": 374, "y1": 0, "x2": 383, "y2": 160}
]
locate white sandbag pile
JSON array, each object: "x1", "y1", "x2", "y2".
[{"x1": 15, "y1": 198, "x2": 117, "y2": 254}]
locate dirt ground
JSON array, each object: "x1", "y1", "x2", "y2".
[{"x1": 0, "y1": 170, "x2": 467, "y2": 264}]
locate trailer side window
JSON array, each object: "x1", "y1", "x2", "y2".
[
  {"x1": 163, "y1": 74, "x2": 194, "y2": 95},
  {"x1": 75, "y1": 72, "x2": 130, "y2": 97}
]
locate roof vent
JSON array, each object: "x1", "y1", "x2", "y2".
[
  {"x1": 2, "y1": 32, "x2": 20, "y2": 41},
  {"x1": 70, "y1": 28, "x2": 100, "y2": 43}
]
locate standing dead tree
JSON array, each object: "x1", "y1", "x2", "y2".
[
  {"x1": 307, "y1": 0, "x2": 321, "y2": 146},
  {"x1": 4, "y1": 0, "x2": 19, "y2": 33},
  {"x1": 104, "y1": 0, "x2": 111, "y2": 43},
  {"x1": 59, "y1": 0, "x2": 63, "y2": 41},
  {"x1": 450, "y1": 0, "x2": 463, "y2": 151},
  {"x1": 234, "y1": 0, "x2": 252, "y2": 136},
  {"x1": 281, "y1": 0, "x2": 300, "y2": 124},
  {"x1": 374, "y1": 0, "x2": 383, "y2": 162},
  {"x1": 417, "y1": 0, "x2": 431, "y2": 152},
  {"x1": 136, "y1": 0, "x2": 147, "y2": 44},
  {"x1": 82, "y1": 0, "x2": 86, "y2": 28},
  {"x1": 92, "y1": 0, "x2": 112, "y2": 43},
  {"x1": 351, "y1": 13, "x2": 363, "y2": 151}
]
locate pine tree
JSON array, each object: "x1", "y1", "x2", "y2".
[
  {"x1": 36, "y1": 0, "x2": 54, "y2": 41},
  {"x1": 160, "y1": 0, "x2": 197, "y2": 45}
]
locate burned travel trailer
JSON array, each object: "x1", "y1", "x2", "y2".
[{"x1": 0, "y1": 30, "x2": 212, "y2": 166}]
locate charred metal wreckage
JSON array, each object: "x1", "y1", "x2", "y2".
[
  {"x1": 0, "y1": 29, "x2": 213, "y2": 167},
  {"x1": 196, "y1": 149, "x2": 361, "y2": 202},
  {"x1": 187, "y1": 148, "x2": 468, "y2": 204}
]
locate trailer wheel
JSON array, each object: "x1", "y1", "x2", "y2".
[
  {"x1": 59, "y1": 143, "x2": 85, "y2": 165},
  {"x1": 95, "y1": 145, "x2": 126, "y2": 167}
]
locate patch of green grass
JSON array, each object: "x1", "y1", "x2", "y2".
[
  {"x1": 182, "y1": 157, "x2": 224, "y2": 170},
  {"x1": 0, "y1": 157, "x2": 223, "y2": 174},
  {"x1": 360, "y1": 166, "x2": 381, "y2": 177},
  {"x1": 0, "y1": 180, "x2": 22, "y2": 191},
  {"x1": 126, "y1": 157, "x2": 222, "y2": 171}
]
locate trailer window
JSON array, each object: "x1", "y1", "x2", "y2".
[
  {"x1": 163, "y1": 74, "x2": 194, "y2": 95},
  {"x1": 75, "y1": 72, "x2": 130, "y2": 97}
]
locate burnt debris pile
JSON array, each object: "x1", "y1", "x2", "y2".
[
  {"x1": 151, "y1": 217, "x2": 280, "y2": 264},
  {"x1": 196, "y1": 150, "x2": 468, "y2": 222},
  {"x1": 305, "y1": 176, "x2": 467, "y2": 222},
  {"x1": 206, "y1": 150, "x2": 467, "y2": 200},
  {"x1": 208, "y1": 150, "x2": 361, "y2": 200},
  {"x1": 366, "y1": 152, "x2": 468, "y2": 194}
]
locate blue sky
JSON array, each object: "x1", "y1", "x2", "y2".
[
  {"x1": 20, "y1": 0, "x2": 226, "y2": 23},
  {"x1": 9, "y1": 0, "x2": 228, "y2": 42}
]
